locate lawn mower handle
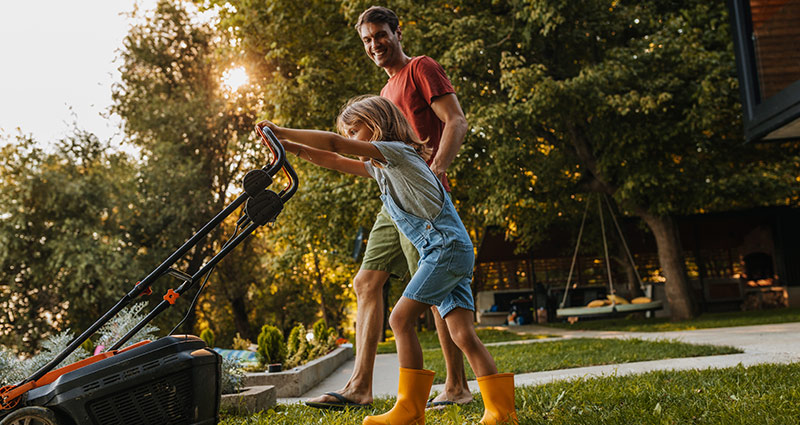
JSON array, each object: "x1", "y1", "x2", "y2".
[
  {"x1": 1, "y1": 125, "x2": 298, "y2": 409},
  {"x1": 256, "y1": 124, "x2": 299, "y2": 200}
]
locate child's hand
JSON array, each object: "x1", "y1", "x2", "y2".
[{"x1": 257, "y1": 119, "x2": 282, "y2": 138}]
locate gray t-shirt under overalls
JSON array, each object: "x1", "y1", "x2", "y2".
[{"x1": 364, "y1": 141, "x2": 475, "y2": 317}]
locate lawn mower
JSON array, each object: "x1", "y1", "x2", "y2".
[{"x1": 0, "y1": 125, "x2": 298, "y2": 425}]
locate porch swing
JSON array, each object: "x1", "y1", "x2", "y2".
[{"x1": 555, "y1": 194, "x2": 663, "y2": 319}]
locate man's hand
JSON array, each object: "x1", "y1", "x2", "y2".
[{"x1": 429, "y1": 162, "x2": 446, "y2": 179}]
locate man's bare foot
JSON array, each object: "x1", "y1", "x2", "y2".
[
  {"x1": 426, "y1": 389, "x2": 473, "y2": 410},
  {"x1": 305, "y1": 389, "x2": 373, "y2": 410}
]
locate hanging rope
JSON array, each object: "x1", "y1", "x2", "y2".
[
  {"x1": 598, "y1": 195, "x2": 616, "y2": 302},
  {"x1": 603, "y1": 194, "x2": 647, "y2": 291},
  {"x1": 560, "y1": 196, "x2": 591, "y2": 309}
]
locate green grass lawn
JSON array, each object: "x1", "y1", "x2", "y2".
[
  {"x1": 423, "y1": 337, "x2": 739, "y2": 384},
  {"x1": 545, "y1": 306, "x2": 800, "y2": 332},
  {"x1": 221, "y1": 362, "x2": 800, "y2": 424},
  {"x1": 376, "y1": 328, "x2": 552, "y2": 354}
]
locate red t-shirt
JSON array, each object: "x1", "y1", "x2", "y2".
[{"x1": 381, "y1": 56, "x2": 455, "y2": 192}]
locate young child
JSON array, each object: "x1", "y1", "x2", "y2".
[{"x1": 258, "y1": 95, "x2": 517, "y2": 425}]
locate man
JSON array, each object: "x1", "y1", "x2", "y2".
[{"x1": 305, "y1": 6, "x2": 471, "y2": 409}]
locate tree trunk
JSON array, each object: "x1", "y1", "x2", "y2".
[
  {"x1": 638, "y1": 212, "x2": 698, "y2": 320},
  {"x1": 310, "y1": 249, "x2": 330, "y2": 325},
  {"x1": 230, "y1": 296, "x2": 252, "y2": 341}
]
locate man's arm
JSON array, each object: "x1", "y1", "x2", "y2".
[{"x1": 428, "y1": 93, "x2": 468, "y2": 178}]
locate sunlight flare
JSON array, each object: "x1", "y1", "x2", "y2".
[{"x1": 221, "y1": 66, "x2": 249, "y2": 91}]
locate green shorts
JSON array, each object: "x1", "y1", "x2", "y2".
[{"x1": 361, "y1": 205, "x2": 420, "y2": 279}]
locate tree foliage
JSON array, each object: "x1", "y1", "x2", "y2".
[
  {"x1": 207, "y1": 0, "x2": 800, "y2": 320},
  {"x1": 110, "y1": 0, "x2": 290, "y2": 337},
  {"x1": 3, "y1": 0, "x2": 799, "y2": 352},
  {"x1": 0, "y1": 132, "x2": 138, "y2": 349}
]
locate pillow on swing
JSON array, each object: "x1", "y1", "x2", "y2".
[
  {"x1": 587, "y1": 299, "x2": 611, "y2": 307},
  {"x1": 606, "y1": 294, "x2": 630, "y2": 304},
  {"x1": 631, "y1": 297, "x2": 653, "y2": 304}
]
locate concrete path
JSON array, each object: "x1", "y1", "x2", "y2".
[{"x1": 279, "y1": 322, "x2": 800, "y2": 404}]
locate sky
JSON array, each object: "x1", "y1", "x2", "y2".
[{"x1": 0, "y1": 1, "x2": 158, "y2": 147}]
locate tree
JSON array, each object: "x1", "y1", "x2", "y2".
[
  {"x1": 202, "y1": 0, "x2": 800, "y2": 322},
  {"x1": 427, "y1": 0, "x2": 800, "y2": 319},
  {"x1": 111, "y1": 0, "x2": 265, "y2": 333},
  {"x1": 0, "y1": 132, "x2": 138, "y2": 350},
  {"x1": 202, "y1": 0, "x2": 387, "y2": 330}
]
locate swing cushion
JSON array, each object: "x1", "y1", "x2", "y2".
[
  {"x1": 607, "y1": 295, "x2": 630, "y2": 304},
  {"x1": 587, "y1": 299, "x2": 611, "y2": 308},
  {"x1": 631, "y1": 297, "x2": 653, "y2": 304}
]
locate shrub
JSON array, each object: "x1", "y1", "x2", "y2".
[
  {"x1": 308, "y1": 319, "x2": 335, "y2": 360},
  {"x1": 284, "y1": 322, "x2": 338, "y2": 369},
  {"x1": 232, "y1": 333, "x2": 252, "y2": 351},
  {"x1": 285, "y1": 324, "x2": 308, "y2": 368},
  {"x1": 220, "y1": 357, "x2": 245, "y2": 394},
  {"x1": 200, "y1": 328, "x2": 216, "y2": 348},
  {"x1": 0, "y1": 329, "x2": 89, "y2": 387},
  {"x1": 0, "y1": 303, "x2": 157, "y2": 387},
  {"x1": 256, "y1": 325, "x2": 285, "y2": 367},
  {"x1": 95, "y1": 302, "x2": 159, "y2": 350},
  {"x1": 312, "y1": 319, "x2": 329, "y2": 342}
]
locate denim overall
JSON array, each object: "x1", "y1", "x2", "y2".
[{"x1": 379, "y1": 179, "x2": 475, "y2": 317}]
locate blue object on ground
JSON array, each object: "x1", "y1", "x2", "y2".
[{"x1": 213, "y1": 348, "x2": 258, "y2": 363}]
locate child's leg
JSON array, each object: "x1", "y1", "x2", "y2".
[
  {"x1": 442, "y1": 308, "x2": 498, "y2": 377},
  {"x1": 389, "y1": 296, "x2": 432, "y2": 369},
  {"x1": 444, "y1": 308, "x2": 517, "y2": 425},
  {"x1": 363, "y1": 296, "x2": 435, "y2": 425}
]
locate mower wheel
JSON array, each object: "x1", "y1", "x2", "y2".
[{"x1": 0, "y1": 406, "x2": 60, "y2": 425}]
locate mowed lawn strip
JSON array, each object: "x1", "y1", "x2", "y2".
[
  {"x1": 221, "y1": 363, "x2": 800, "y2": 425},
  {"x1": 545, "y1": 307, "x2": 800, "y2": 332},
  {"x1": 423, "y1": 337, "x2": 741, "y2": 384}
]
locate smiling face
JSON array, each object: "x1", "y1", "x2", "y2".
[{"x1": 359, "y1": 21, "x2": 406, "y2": 76}]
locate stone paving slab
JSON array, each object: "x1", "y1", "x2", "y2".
[{"x1": 278, "y1": 322, "x2": 800, "y2": 404}]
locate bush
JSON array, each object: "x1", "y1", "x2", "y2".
[
  {"x1": 0, "y1": 329, "x2": 89, "y2": 387},
  {"x1": 307, "y1": 319, "x2": 337, "y2": 362},
  {"x1": 220, "y1": 357, "x2": 245, "y2": 394},
  {"x1": 256, "y1": 325, "x2": 285, "y2": 367},
  {"x1": 200, "y1": 328, "x2": 216, "y2": 348},
  {"x1": 283, "y1": 322, "x2": 338, "y2": 369},
  {"x1": 95, "y1": 302, "x2": 159, "y2": 350},
  {"x1": 312, "y1": 319, "x2": 329, "y2": 343},
  {"x1": 285, "y1": 324, "x2": 309, "y2": 369},
  {"x1": 0, "y1": 303, "x2": 159, "y2": 387},
  {"x1": 232, "y1": 333, "x2": 252, "y2": 351}
]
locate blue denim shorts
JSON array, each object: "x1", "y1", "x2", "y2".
[{"x1": 402, "y1": 240, "x2": 475, "y2": 318}]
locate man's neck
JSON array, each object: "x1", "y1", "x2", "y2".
[{"x1": 384, "y1": 54, "x2": 412, "y2": 78}]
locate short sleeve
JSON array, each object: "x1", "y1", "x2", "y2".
[
  {"x1": 412, "y1": 56, "x2": 455, "y2": 105},
  {"x1": 363, "y1": 159, "x2": 377, "y2": 179},
  {"x1": 371, "y1": 141, "x2": 415, "y2": 168}
]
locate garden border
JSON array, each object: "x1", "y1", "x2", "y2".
[
  {"x1": 243, "y1": 345, "x2": 354, "y2": 397},
  {"x1": 220, "y1": 384, "x2": 276, "y2": 414}
]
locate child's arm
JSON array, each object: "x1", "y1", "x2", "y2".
[
  {"x1": 281, "y1": 140, "x2": 370, "y2": 177},
  {"x1": 259, "y1": 120, "x2": 386, "y2": 163}
]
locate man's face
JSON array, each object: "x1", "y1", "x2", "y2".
[{"x1": 359, "y1": 21, "x2": 402, "y2": 70}]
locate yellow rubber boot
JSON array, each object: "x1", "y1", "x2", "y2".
[
  {"x1": 363, "y1": 368, "x2": 435, "y2": 425},
  {"x1": 477, "y1": 373, "x2": 518, "y2": 425}
]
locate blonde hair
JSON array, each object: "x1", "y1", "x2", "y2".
[{"x1": 336, "y1": 95, "x2": 432, "y2": 161}]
